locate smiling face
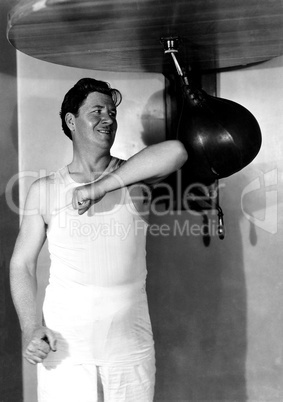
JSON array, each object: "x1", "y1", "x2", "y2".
[{"x1": 66, "y1": 91, "x2": 118, "y2": 151}]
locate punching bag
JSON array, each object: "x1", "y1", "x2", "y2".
[
  {"x1": 160, "y1": 37, "x2": 261, "y2": 239},
  {"x1": 177, "y1": 85, "x2": 262, "y2": 183}
]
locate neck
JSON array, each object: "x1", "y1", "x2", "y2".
[{"x1": 68, "y1": 146, "x2": 112, "y2": 183}]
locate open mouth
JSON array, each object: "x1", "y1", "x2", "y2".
[{"x1": 98, "y1": 129, "x2": 111, "y2": 135}]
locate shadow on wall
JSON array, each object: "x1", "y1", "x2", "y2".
[
  {"x1": 0, "y1": 185, "x2": 22, "y2": 402},
  {"x1": 146, "y1": 206, "x2": 247, "y2": 401},
  {"x1": 0, "y1": 103, "x2": 23, "y2": 402},
  {"x1": 141, "y1": 91, "x2": 247, "y2": 401},
  {"x1": 140, "y1": 89, "x2": 166, "y2": 146}
]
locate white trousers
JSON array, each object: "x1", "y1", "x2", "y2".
[{"x1": 37, "y1": 355, "x2": 156, "y2": 402}]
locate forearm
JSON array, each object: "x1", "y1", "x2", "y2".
[
  {"x1": 10, "y1": 260, "x2": 57, "y2": 362},
  {"x1": 10, "y1": 260, "x2": 39, "y2": 339},
  {"x1": 99, "y1": 140, "x2": 187, "y2": 193},
  {"x1": 73, "y1": 140, "x2": 187, "y2": 212}
]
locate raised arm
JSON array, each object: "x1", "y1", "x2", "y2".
[
  {"x1": 10, "y1": 178, "x2": 57, "y2": 364},
  {"x1": 73, "y1": 140, "x2": 187, "y2": 214}
]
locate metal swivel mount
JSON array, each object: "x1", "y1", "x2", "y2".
[{"x1": 160, "y1": 36, "x2": 189, "y2": 85}]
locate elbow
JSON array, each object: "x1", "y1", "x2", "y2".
[
  {"x1": 10, "y1": 256, "x2": 36, "y2": 280},
  {"x1": 173, "y1": 140, "x2": 188, "y2": 169},
  {"x1": 9, "y1": 257, "x2": 18, "y2": 279}
]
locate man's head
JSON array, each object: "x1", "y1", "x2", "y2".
[{"x1": 60, "y1": 78, "x2": 122, "y2": 140}]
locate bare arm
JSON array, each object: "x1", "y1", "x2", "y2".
[
  {"x1": 10, "y1": 178, "x2": 57, "y2": 364},
  {"x1": 73, "y1": 140, "x2": 187, "y2": 214}
]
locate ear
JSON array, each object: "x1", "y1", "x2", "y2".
[{"x1": 65, "y1": 112, "x2": 76, "y2": 132}]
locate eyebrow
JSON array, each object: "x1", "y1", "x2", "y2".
[{"x1": 92, "y1": 104, "x2": 116, "y2": 110}]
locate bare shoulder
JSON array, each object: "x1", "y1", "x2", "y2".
[
  {"x1": 11, "y1": 175, "x2": 55, "y2": 266},
  {"x1": 25, "y1": 174, "x2": 56, "y2": 224},
  {"x1": 27, "y1": 174, "x2": 53, "y2": 194}
]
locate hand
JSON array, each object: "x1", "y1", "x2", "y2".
[
  {"x1": 72, "y1": 183, "x2": 106, "y2": 215},
  {"x1": 23, "y1": 326, "x2": 57, "y2": 365}
]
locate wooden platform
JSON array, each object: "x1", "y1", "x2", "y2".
[{"x1": 7, "y1": 0, "x2": 283, "y2": 73}]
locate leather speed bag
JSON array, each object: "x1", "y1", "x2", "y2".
[{"x1": 177, "y1": 86, "x2": 262, "y2": 182}]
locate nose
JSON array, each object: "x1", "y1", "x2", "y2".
[{"x1": 101, "y1": 112, "x2": 114, "y2": 125}]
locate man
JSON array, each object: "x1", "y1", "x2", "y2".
[{"x1": 10, "y1": 78, "x2": 187, "y2": 401}]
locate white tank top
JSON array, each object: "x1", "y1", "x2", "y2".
[{"x1": 42, "y1": 158, "x2": 154, "y2": 366}]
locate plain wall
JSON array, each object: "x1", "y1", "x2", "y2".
[
  {"x1": 0, "y1": 1, "x2": 22, "y2": 400},
  {"x1": 16, "y1": 50, "x2": 283, "y2": 402},
  {"x1": 218, "y1": 58, "x2": 283, "y2": 401}
]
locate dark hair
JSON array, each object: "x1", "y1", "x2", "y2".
[{"x1": 59, "y1": 78, "x2": 122, "y2": 140}]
